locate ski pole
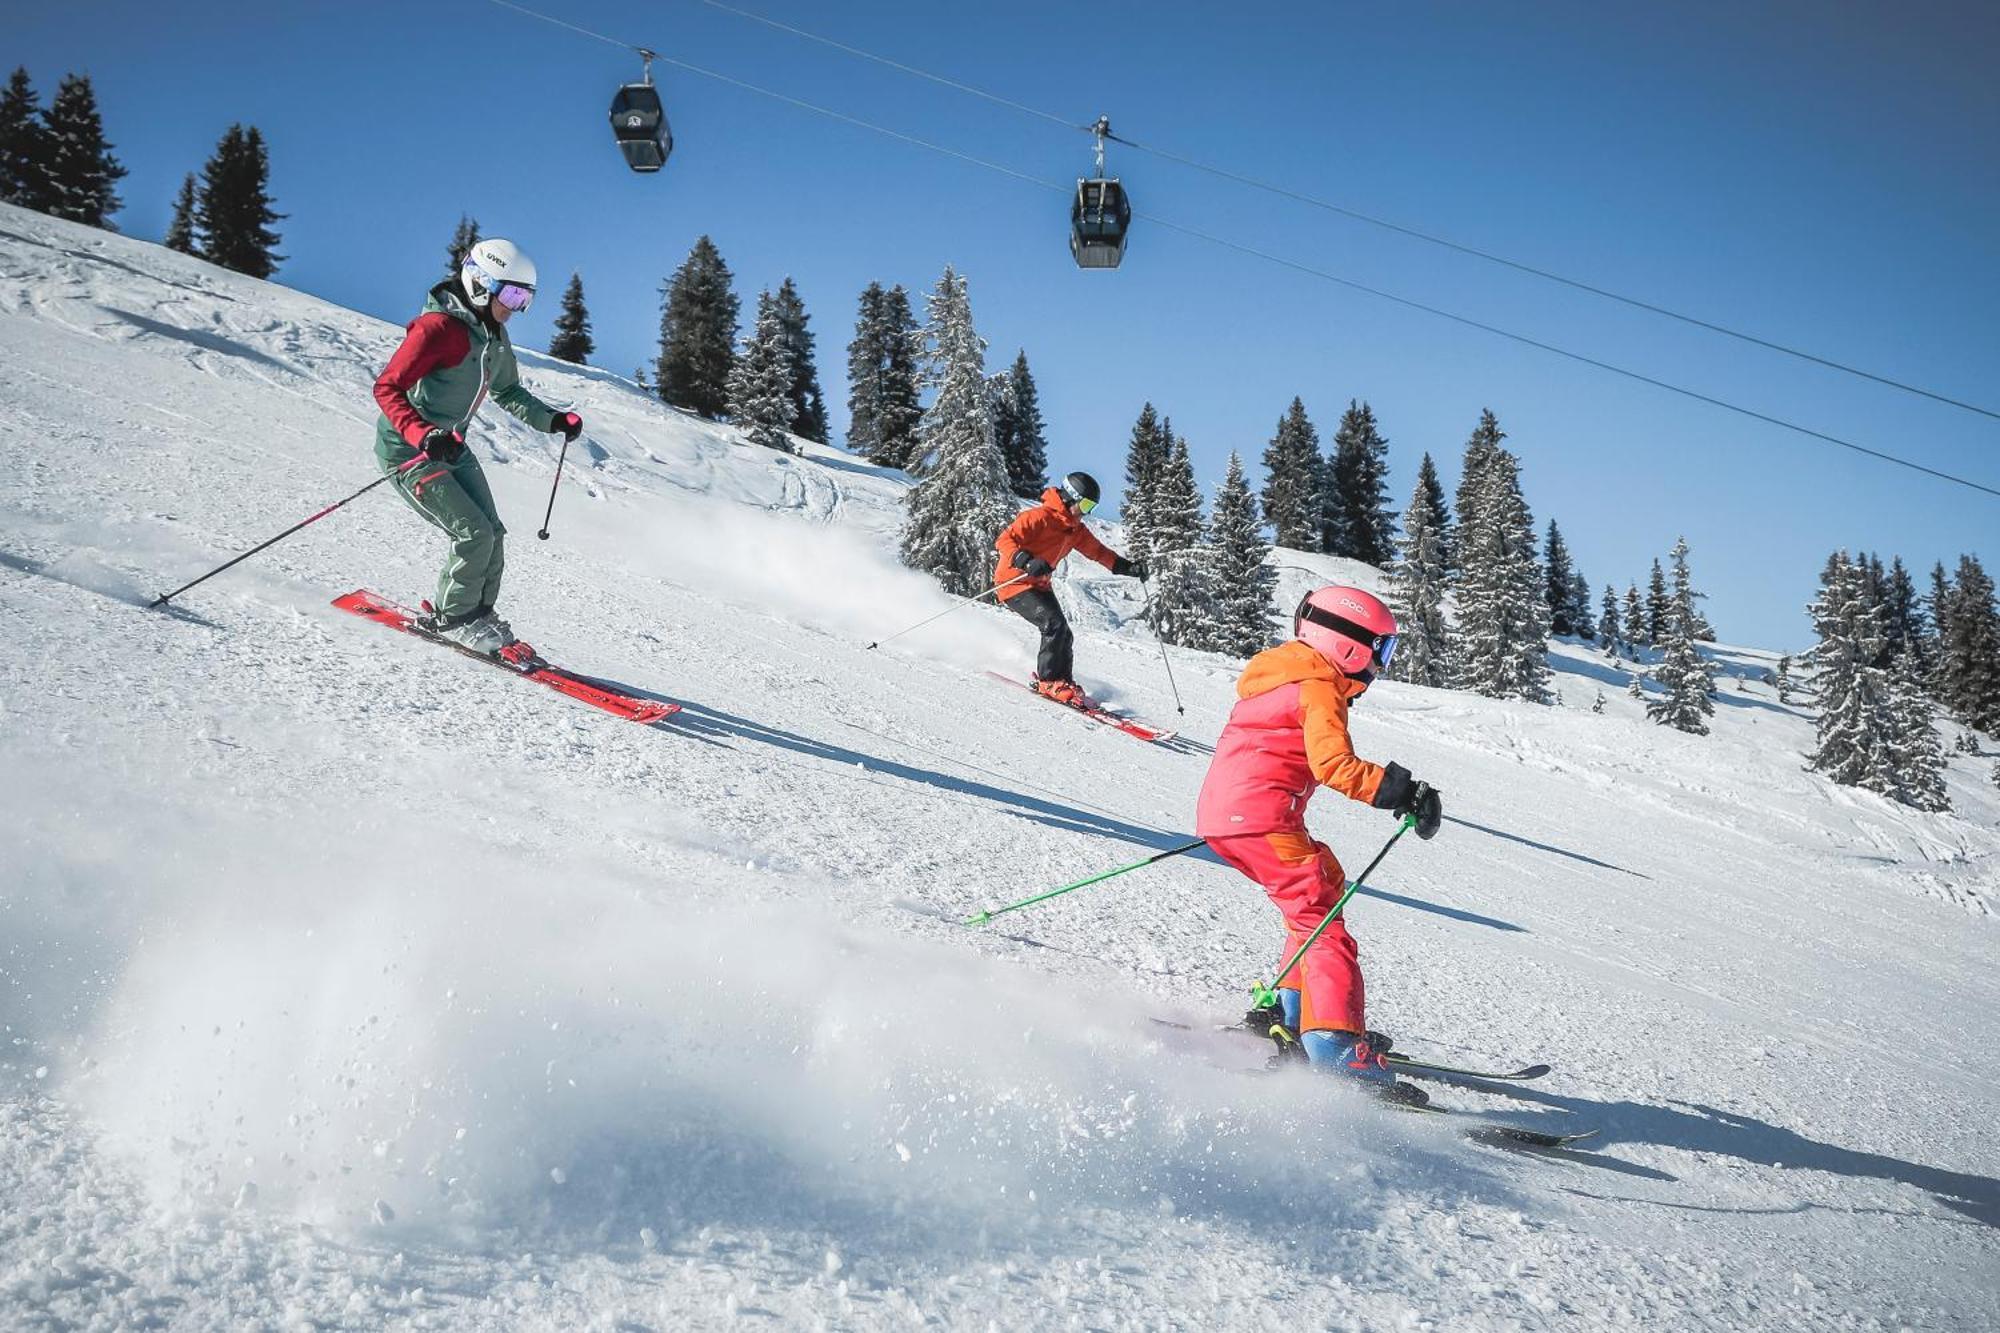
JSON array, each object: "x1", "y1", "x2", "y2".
[
  {"x1": 1249, "y1": 814, "x2": 1415, "y2": 1009},
  {"x1": 535, "y1": 433, "x2": 572, "y2": 540},
  {"x1": 867, "y1": 572, "x2": 1029, "y2": 650},
  {"x1": 966, "y1": 838, "x2": 1205, "y2": 925},
  {"x1": 1141, "y1": 577, "x2": 1186, "y2": 716},
  {"x1": 149, "y1": 453, "x2": 430, "y2": 609}
]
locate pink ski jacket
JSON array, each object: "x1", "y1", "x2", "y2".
[{"x1": 1195, "y1": 640, "x2": 1388, "y2": 836}]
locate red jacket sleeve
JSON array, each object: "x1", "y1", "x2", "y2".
[
  {"x1": 1071, "y1": 522, "x2": 1117, "y2": 571},
  {"x1": 373, "y1": 313, "x2": 470, "y2": 446}
]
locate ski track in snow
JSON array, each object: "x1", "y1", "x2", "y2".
[{"x1": 3, "y1": 205, "x2": 1998, "y2": 1330}]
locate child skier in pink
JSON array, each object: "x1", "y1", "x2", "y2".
[{"x1": 1195, "y1": 585, "x2": 1441, "y2": 1099}]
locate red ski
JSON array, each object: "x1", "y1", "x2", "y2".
[
  {"x1": 985, "y1": 671, "x2": 1177, "y2": 743},
  {"x1": 333, "y1": 590, "x2": 679, "y2": 725}
]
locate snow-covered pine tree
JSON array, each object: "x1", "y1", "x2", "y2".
[
  {"x1": 1121, "y1": 402, "x2": 1169, "y2": 564},
  {"x1": 1937, "y1": 553, "x2": 2000, "y2": 735},
  {"x1": 633, "y1": 366, "x2": 650, "y2": 393},
  {"x1": 1206, "y1": 451, "x2": 1276, "y2": 658},
  {"x1": 1261, "y1": 397, "x2": 1321, "y2": 550},
  {"x1": 1926, "y1": 561, "x2": 1953, "y2": 686},
  {"x1": 1775, "y1": 654, "x2": 1793, "y2": 703},
  {"x1": 1624, "y1": 584, "x2": 1648, "y2": 648},
  {"x1": 726, "y1": 288, "x2": 798, "y2": 453},
  {"x1": 995, "y1": 350, "x2": 1048, "y2": 500},
  {"x1": 194, "y1": 124, "x2": 280, "y2": 277},
  {"x1": 1889, "y1": 648, "x2": 1951, "y2": 811},
  {"x1": 1567, "y1": 572, "x2": 1595, "y2": 641},
  {"x1": 771, "y1": 277, "x2": 829, "y2": 444},
  {"x1": 1805, "y1": 552, "x2": 1909, "y2": 801},
  {"x1": 1544, "y1": 519, "x2": 1576, "y2": 635},
  {"x1": 1145, "y1": 434, "x2": 1216, "y2": 648},
  {"x1": 1323, "y1": 400, "x2": 1396, "y2": 565},
  {"x1": 898, "y1": 267, "x2": 1014, "y2": 595},
  {"x1": 1627, "y1": 672, "x2": 1645, "y2": 699},
  {"x1": 163, "y1": 173, "x2": 197, "y2": 255},
  {"x1": 1645, "y1": 536, "x2": 1716, "y2": 735},
  {"x1": 1450, "y1": 409, "x2": 1506, "y2": 573},
  {"x1": 1449, "y1": 429, "x2": 1550, "y2": 701},
  {"x1": 40, "y1": 74, "x2": 123, "y2": 229},
  {"x1": 547, "y1": 273, "x2": 594, "y2": 365},
  {"x1": 1645, "y1": 558, "x2": 1670, "y2": 646},
  {"x1": 1598, "y1": 583, "x2": 1622, "y2": 650},
  {"x1": 1384, "y1": 458, "x2": 1450, "y2": 687},
  {"x1": 445, "y1": 214, "x2": 480, "y2": 279},
  {"x1": 1877, "y1": 555, "x2": 1922, "y2": 666},
  {"x1": 655, "y1": 235, "x2": 738, "y2": 420},
  {"x1": 845, "y1": 282, "x2": 922, "y2": 469},
  {"x1": 0, "y1": 68, "x2": 53, "y2": 212}
]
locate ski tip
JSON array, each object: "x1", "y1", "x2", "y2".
[{"x1": 1515, "y1": 1064, "x2": 1553, "y2": 1081}]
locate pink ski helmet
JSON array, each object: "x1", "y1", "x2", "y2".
[{"x1": 1295, "y1": 584, "x2": 1399, "y2": 677}]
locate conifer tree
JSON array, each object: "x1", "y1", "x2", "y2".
[
  {"x1": 993, "y1": 350, "x2": 1048, "y2": 499},
  {"x1": 1882, "y1": 555, "x2": 1924, "y2": 664},
  {"x1": 1323, "y1": 400, "x2": 1395, "y2": 564},
  {"x1": 163, "y1": 173, "x2": 197, "y2": 254},
  {"x1": 655, "y1": 235, "x2": 738, "y2": 420},
  {"x1": 1146, "y1": 434, "x2": 1216, "y2": 648},
  {"x1": 1206, "y1": 451, "x2": 1276, "y2": 658},
  {"x1": 1927, "y1": 562, "x2": 1953, "y2": 674},
  {"x1": 845, "y1": 281, "x2": 922, "y2": 469},
  {"x1": 1449, "y1": 424, "x2": 1549, "y2": 701},
  {"x1": 40, "y1": 74, "x2": 123, "y2": 229},
  {"x1": 195, "y1": 124, "x2": 282, "y2": 277},
  {"x1": 771, "y1": 277, "x2": 829, "y2": 444},
  {"x1": 1384, "y1": 457, "x2": 1450, "y2": 687},
  {"x1": 0, "y1": 68, "x2": 53, "y2": 211},
  {"x1": 898, "y1": 267, "x2": 1013, "y2": 595},
  {"x1": 547, "y1": 272, "x2": 594, "y2": 365},
  {"x1": 727, "y1": 288, "x2": 798, "y2": 453},
  {"x1": 1412, "y1": 451, "x2": 1452, "y2": 577},
  {"x1": 1645, "y1": 558, "x2": 1670, "y2": 646},
  {"x1": 1806, "y1": 553, "x2": 1908, "y2": 801},
  {"x1": 445, "y1": 214, "x2": 480, "y2": 279},
  {"x1": 1624, "y1": 583, "x2": 1648, "y2": 648},
  {"x1": 1450, "y1": 409, "x2": 1506, "y2": 572},
  {"x1": 1121, "y1": 402, "x2": 1170, "y2": 563},
  {"x1": 1937, "y1": 553, "x2": 2000, "y2": 734},
  {"x1": 1775, "y1": 655, "x2": 1793, "y2": 703},
  {"x1": 1889, "y1": 649, "x2": 1951, "y2": 811},
  {"x1": 1261, "y1": 397, "x2": 1321, "y2": 549},
  {"x1": 1565, "y1": 572, "x2": 1594, "y2": 641},
  {"x1": 1599, "y1": 584, "x2": 1622, "y2": 649},
  {"x1": 1645, "y1": 537, "x2": 1716, "y2": 734},
  {"x1": 1544, "y1": 520, "x2": 1576, "y2": 635}
]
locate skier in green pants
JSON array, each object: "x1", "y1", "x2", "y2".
[{"x1": 371, "y1": 236, "x2": 583, "y2": 656}]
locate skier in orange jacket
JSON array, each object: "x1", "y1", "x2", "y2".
[{"x1": 993, "y1": 472, "x2": 1144, "y2": 703}]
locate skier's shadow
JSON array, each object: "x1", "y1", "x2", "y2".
[
  {"x1": 607, "y1": 688, "x2": 1190, "y2": 850},
  {"x1": 1415, "y1": 1075, "x2": 2000, "y2": 1227}
]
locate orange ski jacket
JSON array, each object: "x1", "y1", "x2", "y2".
[{"x1": 993, "y1": 487, "x2": 1119, "y2": 601}]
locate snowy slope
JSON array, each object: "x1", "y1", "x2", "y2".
[{"x1": 4, "y1": 204, "x2": 1999, "y2": 1330}]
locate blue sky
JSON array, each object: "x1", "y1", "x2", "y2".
[{"x1": 11, "y1": 0, "x2": 1998, "y2": 647}]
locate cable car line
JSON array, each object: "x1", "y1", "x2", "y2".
[
  {"x1": 670, "y1": 0, "x2": 2000, "y2": 425},
  {"x1": 478, "y1": 0, "x2": 2000, "y2": 501}
]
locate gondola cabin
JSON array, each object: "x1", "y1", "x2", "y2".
[
  {"x1": 609, "y1": 80, "x2": 672, "y2": 173},
  {"x1": 1070, "y1": 176, "x2": 1131, "y2": 269}
]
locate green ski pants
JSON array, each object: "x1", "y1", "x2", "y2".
[{"x1": 377, "y1": 438, "x2": 506, "y2": 621}]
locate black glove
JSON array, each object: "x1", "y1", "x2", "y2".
[
  {"x1": 1371, "y1": 763, "x2": 1442, "y2": 839},
  {"x1": 551, "y1": 411, "x2": 583, "y2": 443},
  {"x1": 1112, "y1": 555, "x2": 1147, "y2": 580},
  {"x1": 420, "y1": 426, "x2": 465, "y2": 464},
  {"x1": 1011, "y1": 550, "x2": 1053, "y2": 577}
]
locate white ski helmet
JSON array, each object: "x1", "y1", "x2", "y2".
[{"x1": 461, "y1": 237, "x2": 538, "y2": 311}]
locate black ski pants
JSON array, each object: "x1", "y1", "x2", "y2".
[{"x1": 1007, "y1": 588, "x2": 1074, "y2": 682}]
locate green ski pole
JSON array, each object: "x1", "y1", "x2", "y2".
[
  {"x1": 1249, "y1": 814, "x2": 1416, "y2": 1009},
  {"x1": 966, "y1": 838, "x2": 1206, "y2": 926}
]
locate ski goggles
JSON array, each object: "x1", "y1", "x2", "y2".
[
  {"x1": 1075, "y1": 496, "x2": 1098, "y2": 514},
  {"x1": 1296, "y1": 595, "x2": 1398, "y2": 669},
  {"x1": 492, "y1": 281, "x2": 536, "y2": 312}
]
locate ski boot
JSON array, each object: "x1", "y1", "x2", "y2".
[
  {"x1": 431, "y1": 610, "x2": 507, "y2": 655},
  {"x1": 1301, "y1": 1029, "x2": 1428, "y2": 1107},
  {"x1": 1032, "y1": 676, "x2": 1086, "y2": 706},
  {"x1": 477, "y1": 606, "x2": 537, "y2": 665}
]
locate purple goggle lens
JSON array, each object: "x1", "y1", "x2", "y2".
[{"x1": 494, "y1": 281, "x2": 535, "y2": 312}]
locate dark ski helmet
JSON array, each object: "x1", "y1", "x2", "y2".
[{"x1": 1060, "y1": 471, "x2": 1101, "y2": 513}]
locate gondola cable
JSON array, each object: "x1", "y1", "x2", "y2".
[
  {"x1": 679, "y1": 0, "x2": 2000, "y2": 425},
  {"x1": 477, "y1": 0, "x2": 2000, "y2": 501}
]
